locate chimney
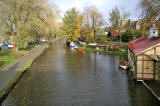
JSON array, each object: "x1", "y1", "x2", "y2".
[{"x1": 148, "y1": 24, "x2": 158, "y2": 39}]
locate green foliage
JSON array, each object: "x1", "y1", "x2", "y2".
[
  {"x1": 96, "y1": 28, "x2": 105, "y2": 36},
  {"x1": 112, "y1": 37, "x2": 119, "y2": 41},
  {"x1": 133, "y1": 29, "x2": 144, "y2": 38},
  {"x1": 13, "y1": 30, "x2": 32, "y2": 49},
  {"x1": 122, "y1": 29, "x2": 133, "y2": 42},
  {"x1": 86, "y1": 37, "x2": 95, "y2": 43},
  {"x1": 109, "y1": 7, "x2": 120, "y2": 30},
  {"x1": 0, "y1": 0, "x2": 58, "y2": 49},
  {"x1": 96, "y1": 35, "x2": 108, "y2": 42},
  {"x1": 62, "y1": 8, "x2": 79, "y2": 41}
]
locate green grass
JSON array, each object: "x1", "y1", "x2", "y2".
[
  {"x1": 0, "y1": 44, "x2": 39, "y2": 67},
  {"x1": 0, "y1": 55, "x2": 16, "y2": 65},
  {"x1": 0, "y1": 49, "x2": 29, "y2": 56},
  {"x1": 82, "y1": 46, "x2": 128, "y2": 57},
  {"x1": 101, "y1": 41, "x2": 128, "y2": 46},
  {"x1": 83, "y1": 47, "x2": 105, "y2": 52}
]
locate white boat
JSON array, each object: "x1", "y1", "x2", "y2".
[
  {"x1": 70, "y1": 42, "x2": 76, "y2": 47},
  {"x1": 88, "y1": 43, "x2": 97, "y2": 46},
  {"x1": 119, "y1": 65, "x2": 129, "y2": 70},
  {"x1": 119, "y1": 61, "x2": 130, "y2": 70},
  {"x1": 79, "y1": 41, "x2": 86, "y2": 45},
  {"x1": 74, "y1": 45, "x2": 79, "y2": 49}
]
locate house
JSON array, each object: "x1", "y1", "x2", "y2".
[
  {"x1": 127, "y1": 19, "x2": 142, "y2": 30},
  {"x1": 128, "y1": 24, "x2": 160, "y2": 81},
  {"x1": 108, "y1": 30, "x2": 120, "y2": 39}
]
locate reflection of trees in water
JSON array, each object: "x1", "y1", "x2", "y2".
[
  {"x1": 108, "y1": 55, "x2": 119, "y2": 72},
  {"x1": 126, "y1": 72, "x2": 159, "y2": 106},
  {"x1": 120, "y1": 54, "x2": 128, "y2": 61},
  {"x1": 5, "y1": 42, "x2": 62, "y2": 105},
  {"x1": 63, "y1": 50, "x2": 83, "y2": 72}
]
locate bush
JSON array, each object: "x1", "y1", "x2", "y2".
[
  {"x1": 133, "y1": 29, "x2": 144, "y2": 38},
  {"x1": 112, "y1": 37, "x2": 119, "y2": 41},
  {"x1": 96, "y1": 36, "x2": 108, "y2": 42},
  {"x1": 86, "y1": 37, "x2": 95, "y2": 43},
  {"x1": 96, "y1": 28, "x2": 106, "y2": 36},
  {"x1": 122, "y1": 29, "x2": 133, "y2": 42}
]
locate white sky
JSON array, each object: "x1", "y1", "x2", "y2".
[{"x1": 49, "y1": 0, "x2": 142, "y2": 24}]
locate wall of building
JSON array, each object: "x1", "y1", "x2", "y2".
[
  {"x1": 128, "y1": 49, "x2": 136, "y2": 78},
  {"x1": 135, "y1": 44, "x2": 160, "y2": 80}
]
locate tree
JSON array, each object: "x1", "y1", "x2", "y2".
[
  {"x1": 96, "y1": 28, "x2": 105, "y2": 36},
  {"x1": 122, "y1": 29, "x2": 133, "y2": 42},
  {"x1": 62, "y1": 8, "x2": 79, "y2": 41},
  {"x1": 109, "y1": 7, "x2": 129, "y2": 43},
  {"x1": 133, "y1": 29, "x2": 145, "y2": 38},
  {"x1": 109, "y1": 7, "x2": 120, "y2": 30},
  {"x1": 82, "y1": 6, "x2": 104, "y2": 39},
  {"x1": 119, "y1": 9, "x2": 129, "y2": 43},
  {"x1": 0, "y1": 0, "x2": 58, "y2": 49},
  {"x1": 75, "y1": 15, "x2": 83, "y2": 38},
  {"x1": 140, "y1": 0, "x2": 160, "y2": 20},
  {"x1": 139, "y1": 0, "x2": 160, "y2": 32}
]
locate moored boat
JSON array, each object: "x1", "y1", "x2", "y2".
[
  {"x1": 76, "y1": 47, "x2": 83, "y2": 52},
  {"x1": 119, "y1": 61, "x2": 130, "y2": 70}
]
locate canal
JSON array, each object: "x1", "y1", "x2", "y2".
[{"x1": 2, "y1": 41, "x2": 160, "y2": 106}]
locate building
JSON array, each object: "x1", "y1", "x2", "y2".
[
  {"x1": 108, "y1": 30, "x2": 120, "y2": 39},
  {"x1": 127, "y1": 19, "x2": 142, "y2": 30},
  {"x1": 128, "y1": 24, "x2": 160, "y2": 81}
]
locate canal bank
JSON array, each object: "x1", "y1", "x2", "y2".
[
  {"x1": 2, "y1": 40, "x2": 159, "y2": 106},
  {"x1": 0, "y1": 43, "x2": 50, "y2": 103}
]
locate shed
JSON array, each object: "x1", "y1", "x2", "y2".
[
  {"x1": 108, "y1": 30, "x2": 120, "y2": 38},
  {"x1": 128, "y1": 35, "x2": 160, "y2": 81}
]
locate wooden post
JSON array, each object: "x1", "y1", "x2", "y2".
[{"x1": 142, "y1": 55, "x2": 144, "y2": 79}]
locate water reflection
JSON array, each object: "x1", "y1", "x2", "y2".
[{"x1": 2, "y1": 41, "x2": 159, "y2": 106}]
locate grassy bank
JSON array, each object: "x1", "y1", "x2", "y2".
[
  {"x1": 80, "y1": 43, "x2": 128, "y2": 60},
  {"x1": 83, "y1": 46, "x2": 128, "y2": 55},
  {"x1": 0, "y1": 44, "x2": 39, "y2": 67},
  {"x1": 0, "y1": 59, "x2": 33, "y2": 103}
]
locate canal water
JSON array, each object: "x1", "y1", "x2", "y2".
[{"x1": 2, "y1": 41, "x2": 160, "y2": 106}]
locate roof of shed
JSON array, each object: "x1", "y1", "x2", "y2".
[
  {"x1": 109, "y1": 30, "x2": 120, "y2": 37},
  {"x1": 128, "y1": 36, "x2": 160, "y2": 54}
]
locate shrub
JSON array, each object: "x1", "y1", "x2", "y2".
[
  {"x1": 96, "y1": 35, "x2": 108, "y2": 42},
  {"x1": 96, "y1": 28, "x2": 106, "y2": 36},
  {"x1": 112, "y1": 37, "x2": 119, "y2": 41},
  {"x1": 86, "y1": 37, "x2": 95, "y2": 43},
  {"x1": 122, "y1": 29, "x2": 133, "y2": 42},
  {"x1": 133, "y1": 29, "x2": 144, "y2": 38}
]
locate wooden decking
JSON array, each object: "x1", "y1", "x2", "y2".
[{"x1": 143, "y1": 80, "x2": 160, "y2": 101}]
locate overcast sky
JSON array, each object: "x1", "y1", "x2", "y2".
[{"x1": 49, "y1": 0, "x2": 142, "y2": 23}]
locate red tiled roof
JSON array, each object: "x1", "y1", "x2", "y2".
[
  {"x1": 110, "y1": 30, "x2": 120, "y2": 37},
  {"x1": 128, "y1": 36, "x2": 160, "y2": 54}
]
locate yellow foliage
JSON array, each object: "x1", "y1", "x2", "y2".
[{"x1": 75, "y1": 15, "x2": 83, "y2": 38}]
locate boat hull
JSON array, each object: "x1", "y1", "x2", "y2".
[{"x1": 119, "y1": 65, "x2": 129, "y2": 70}]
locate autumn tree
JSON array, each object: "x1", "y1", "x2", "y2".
[
  {"x1": 75, "y1": 15, "x2": 83, "y2": 39},
  {"x1": 62, "y1": 8, "x2": 79, "y2": 41},
  {"x1": 0, "y1": 0, "x2": 58, "y2": 49},
  {"x1": 109, "y1": 7, "x2": 120, "y2": 30},
  {"x1": 109, "y1": 7, "x2": 129, "y2": 43},
  {"x1": 82, "y1": 6, "x2": 104, "y2": 40},
  {"x1": 139, "y1": 0, "x2": 160, "y2": 32}
]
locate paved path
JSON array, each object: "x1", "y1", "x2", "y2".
[{"x1": 0, "y1": 43, "x2": 49, "y2": 90}]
